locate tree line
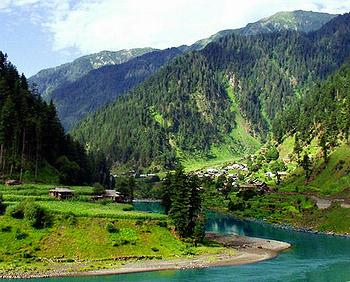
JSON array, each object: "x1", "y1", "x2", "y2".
[{"x1": 0, "y1": 52, "x2": 109, "y2": 185}]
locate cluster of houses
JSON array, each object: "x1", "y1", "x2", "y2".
[
  {"x1": 113, "y1": 171, "x2": 158, "y2": 180},
  {"x1": 238, "y1": 179, "x2": 272, "y2": 193},
  {"x1": 49, "y1": 187, "x2": 124, "y2": 203},
  {"x1": 265, "y1": 171, "x2": 288, "y2": 178},
  {"x1": 193, "y1": 163, "x2": 248, "y2": 179}
]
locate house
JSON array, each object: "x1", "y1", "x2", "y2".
[
  {"x1": 265, "y1": 171, "x2": 276, "y2": 178},
  {"x1": 49, "y1": 188, "x2": 74, "y2": 200},
  {"x1": 239, "y1": 181, "x2": 271, "y2": 193},
  {"x1": 227, "y1": 173, "x2": 237, "y2": 179},
  {"x1": 5, "y1": 179, "x2": 22, "y2": 186},
  {"x1": 207, "y1": 168, "x2": 219, "y2": 174},
  {"x1": 277, "y1": 171, "x2": 288, "y2": 177},
  {"x1": 104, "y1": 190, "x2": 124, "y2": 203}
]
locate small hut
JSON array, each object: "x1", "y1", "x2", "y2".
[
  {"x1": 104, "y1": 190, "x2": 124, "y2": 203},
  {"x1": 5, "y1": 179, "x2": 22, "y2": 186},
  {"x1": 49, "y1": 188, "x2": 74, "y2": 200}
]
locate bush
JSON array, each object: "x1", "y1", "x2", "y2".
[
  {"x1": 25, "y1": 202, "x2": 51, "y2": 228},
  {"x1": 8, "y1": 202, "x2": 26, "y2": 219},
  {"x1": 156, "y1": 221, "x2": 167, "y2": 228},
  {"x1": 9, "y1": 200, "x2": 51, "y2": 228},
  {"x1": 1, "y1": 226, "x2": 12, "y2": 232},
  {"x1": 15, "y1": 229, "x2": 28, "y2": 240},
  {"x1": 99, "y1": 199, "x2": 113, "y2": 205},
  {"x1": 63, "y1": 212, "x2": 77, "y2": 226},
  {"x1": 22, "y1": 251, "x2": 33, "y2": 259},
  {"x1": 266, "y1": 146, "x2": 279, "y2": 162},
  {"x1": 135, "y1": 220, "x2": 144, "y2": 226},
  {"x1": 106, "y1": 223, "x2": 119, "y2": 233},
  {"x1": 92, "y1": 183, "x2": 105, "y2": 195}
]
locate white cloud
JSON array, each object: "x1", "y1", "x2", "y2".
[
  {"x1": 0, "y1": 0, "x2": 40, "y2": 10},
  {"x1": 3, "y1": 0, "x2": 350, "y2": 54}
]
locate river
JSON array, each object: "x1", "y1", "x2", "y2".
[{"x1": 15, "y1": 203, "x2": 350, "y2": 282}]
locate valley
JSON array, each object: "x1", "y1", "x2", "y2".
[{"x1": 1, "y1": 6, "x2": 350, "y2": 281}]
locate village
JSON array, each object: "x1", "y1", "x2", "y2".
[{"x1": 4, "y1": 159, "x2": 289, "y2": 204}]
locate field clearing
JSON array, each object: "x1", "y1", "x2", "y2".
[{"x1": 37, "y1": 201, "x2": 166, "y2": 220}]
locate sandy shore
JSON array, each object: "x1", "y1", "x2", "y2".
[
  {"x1": 76, "y1": 233, "x2": 291, "y2": 277},
  {"x1": 1, "y1": 233, "x2": 291, "y2": 279}
]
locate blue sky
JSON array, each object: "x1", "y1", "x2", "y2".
[{"x1": 1, "y1": 0, "x2": 350, "y2": 77}]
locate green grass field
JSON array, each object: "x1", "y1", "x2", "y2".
[
  {"x1": 0, "y1": 182, "x2": 226, "y2": 277},
  {"x1": 280, "y1": 143, "x2": 350, "y2": 195},
  {"x1": 37, "y1": 201, "x2": 166, "y2": 220}
]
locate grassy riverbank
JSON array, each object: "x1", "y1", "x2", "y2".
[{"x1": 0, "y1": 183, "x2": 227, "y2": 277}]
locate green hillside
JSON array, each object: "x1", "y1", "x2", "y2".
[{"x1": 71, "y1": 14, "x2": 350, "y2": 171}]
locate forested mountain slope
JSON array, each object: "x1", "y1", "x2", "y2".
[
  {"x1": 71, "y1": 14, "x2": 350, "y2": 170},
  {"x1": 0, "y1": 52, "x2": 98, "y2": 184},
  {"x1": 30, "y1": 10, "x2": 336, "y2": 131},
  {"x1": 29, "y1": 48, "x2": 156, "y2": 99},
  {"x1": 51, "y1": 48, "x2": 182, "y2": 130},
  {"x1": 274, "y1": 60, "x2": 350, "y2": 161}
]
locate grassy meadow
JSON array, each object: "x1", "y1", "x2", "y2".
[{"x1": 0, "y1": 183, "x2": 225, "y2": 277}]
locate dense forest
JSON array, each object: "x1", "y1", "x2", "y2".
[
  {"x1": 72, "y1": 51, "x2": 234, "y2": 169},
  {"x1": 274, "y1": 60, "x2": 350, "y2": 164},
  {"x1": 30, "y1": 11, "x2": 336, "y2": 132},
  {"x1": 47, "y1": 48, "x2": 182, "y2": 130},
  {"x1": 0, "y1": 52, "x2": 109, "y2": 185},
  {"x1": 71, "y1": 13, "x2": 350, "y2": 170}
]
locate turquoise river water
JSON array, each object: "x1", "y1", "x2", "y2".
[{"x1": 11, "y1": 203, "x2": 350, "y2": 282}]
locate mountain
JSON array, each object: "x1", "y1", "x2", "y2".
[
  {"x1": 29, "y1": 10, "x2": 336, "y2": 131},
  {"x1": 71, "y1": 13, "x2": 350, "y2": 170},
  {"x1": 274, "y1": 60, "x2": 350, "y2": 156},
  {"x1": 29, "y1": 48, "x2": 156, "y2": 98},
  {"x1": 274, "y1": 60, "x2": 350, "y2": 199},
  {"x1": 188, "y1": 10, "x2": 337, "y2": 50},
  {"x1": 50, "y1": 48, "x2": 182, "y2": 130}
]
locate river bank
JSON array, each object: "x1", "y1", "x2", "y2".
[{"x1": 0, "y1": 233, "x2": 291, "y2": 279}]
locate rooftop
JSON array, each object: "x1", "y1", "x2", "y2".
[{"x1": 49, "y1": 188, "x2": 74, "y2": 193}]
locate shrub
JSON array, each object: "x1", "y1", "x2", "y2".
[
  {"x1": 1, "y1": 226, "x2": 12, "y2": 232},
  {"x1": 121, "y1": 239, "x2": 130, "y2": 245},
  {"x1": 156, "y1": 221, "x2": 167, "y2": 228},
  {"x1": 93, "y1": 183, "x2": 105, "y2": 195},
  {"x1": 151, "y1": 247, "x2": 159, "y2": 252},
  {"x1": 15, "y1": 229, "x2": 28, "y2": 240},
  {"x1": 22, "y1": 251, "x2": 33, "y2": 258},
  {"x1": 25, "y1": 202, "x2": 51, "y2": 228},
  {"x1": 9, "y1": 200, "x2": 51, "y2": 228},
  {"x1": 63, "y1": 212, "x2": 77, "y2": 226},
  {"x1": 99, "y1": 199, "x2": 113, "y2": 205},
  {"x1": 135, "y1": 220, "x2": 144, "y2": 226},
  {"x1": 8, "y1": 202, "x2": 26, "y2": 219},
  {"x1": 266, "y1": 146, "x2": 279, "y2": 162},
  {"x1": 106, "y1": 223, "x2": 119, "y2": 233}
]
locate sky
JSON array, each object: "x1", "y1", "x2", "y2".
[{"x1": 1, "y1": 0, "x2": 350, "y2": 77}]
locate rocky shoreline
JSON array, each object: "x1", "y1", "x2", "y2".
[{"x1": 0, "y1": 233, "x2": 291, "y2": 279}]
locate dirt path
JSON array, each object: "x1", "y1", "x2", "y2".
[
  {"x1": 310, "y1": 196, "x2": 332, "y2": 209},
  {"x1": 277, "y1": 191, "x2": 350, "y2": 209}
]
